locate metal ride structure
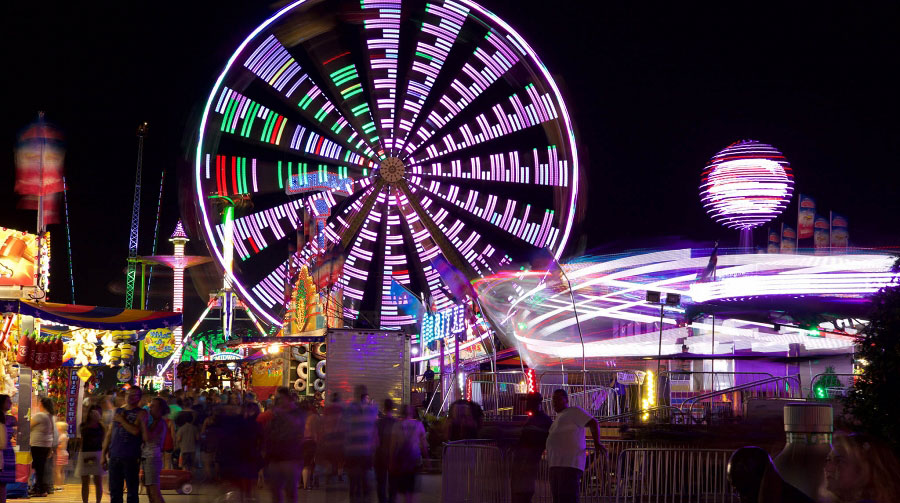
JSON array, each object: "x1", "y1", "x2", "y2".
[
  {"x1": 125, "y1": 122, "x2": 149, "y2": 309},
  {"x1": 193, "y1": 0, "x2": 580, "y2": 330}
]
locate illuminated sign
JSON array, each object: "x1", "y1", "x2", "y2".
[
  {"x1": 422, "y1": 304, "x2": 466, "y2": 344},
  {"x1": 211, "y1": 351, "x2": 241, "y2": 361},
  {"x1": 0, "y1": 227, "x2": 39, "y2": 287}
]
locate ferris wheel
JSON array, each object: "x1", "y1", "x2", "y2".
[{"x1": 194, "y1": 0, "x2": 580, "y2": 329}]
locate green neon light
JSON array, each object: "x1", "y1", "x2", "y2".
[
  {"x1": 362, "y1": 121, "x2": 376, "y2": 133},
  {"x1": 415, "y1": 51, "x2": 433, "y2": 61},
  {"x1": 277, "y1": 160, "x2": 283, "y2": 189},
  {"x1": 298, "y1": 93, "x2": 314, "y2": 110},
  {"x1": 341, "y1": 83, "x2": 362, "y2": 96},
  {"x1": 352, "y1": 103, "x2": 370, "y2": 117},
  {"x1": 287, "y1": 161, "x2": 293, "y2": 186},
  {"x1": 220, "y1": 99, "x2": 235, "y2": 132},
  {"x1": 363, "y1": 168, "x2": 368, "y2": 176},
  {"x1": 261, "y1": 113, "x2": 276, "y2": 141}
]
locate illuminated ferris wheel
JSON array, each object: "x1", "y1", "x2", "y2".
[{"x1": 194, "y1": 0, "x2": 580, "y2": 329}]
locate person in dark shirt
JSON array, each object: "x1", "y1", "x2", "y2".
[
  {"x1": 448, "y1": 399, "x2": 483, "y2": 441},
  {"x1": 77, "y1": 405, "x2": 106, "y2": 503},
  {"x1": 511, "y1": 393, "x2": 553, "y2": 503},
  {"x1": 374, "y1": 400, "x2": 397, "y2": 503},
  {"x1": 102, "y1": 387, "x2": 146, "y2": 503}
]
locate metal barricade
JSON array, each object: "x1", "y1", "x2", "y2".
[
  {"x1": 442, "y1": 440, "x2": 508, "y2": 503},
  {"x1": 615, "y1": 448, "x2": 739, "y2": 502}
]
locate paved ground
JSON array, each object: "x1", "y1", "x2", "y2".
[{"x1": 25, "y1": 474, "x2": 441, "y2": 503}]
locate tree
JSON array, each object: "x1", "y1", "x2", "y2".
[
  {"x1": 813, "y1": 366, "x2": 842, "y2": 400},
  {"x1": 843, "y1": 257, "x2": 900, "y2": 452}
]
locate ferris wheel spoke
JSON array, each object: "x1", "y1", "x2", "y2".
[
  {"x1": 401, "y1": 27, "x2": 522, "y2": 160},
  {"x1": 241, "y1": 33, "x2": 380, "y2": 162},
  {"x1": 394, "y1": 188, "x2": 457, "y2": 312},
  {"x1": 393, "y1": 0, "x2": 470, "y2": 155},
  {"x1": 406, "y1": 176, "x2": 561, "y2": 252},
  {"x1": 295, "y1": 29, "x2": 387, "y2": 159},
  {"x1": 408, "y1": 82, "x2": 562, "y2": 163},
  {"x1": 358, "y1": 0, "x2": 404, "y2": 156},
  {"x1": 407, "y1": 144, "x2": 570, "y2": 187}
]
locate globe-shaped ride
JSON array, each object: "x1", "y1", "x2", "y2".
[
  {"x1": 700, "y1": 139, "x2": 794, "y2": 230},
  {"x1": 194, "y1": 0, "x2": 580, "y2": 328}
]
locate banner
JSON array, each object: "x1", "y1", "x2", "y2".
[
  {"x1": 781, "y1": 224, "x2": 797, "y2": 253},
  {"x1": 797, "y1": 194, "x2": 815, "y2": 239},
  {"x1": 767, "y1": 228, "x2": 780, "y2": 253},
  {"x1": 814, "y1": 215, "x2": 830, "y2": 253},
  {"x1": 66, "y1": 367, "x2": 80, "y2": 435},
  {"x1": 0, "y1": 227, "x2": 39, "y2": 287},
  {"x1": 831, "y1": 212, "x2": 849, "y2": 248}
]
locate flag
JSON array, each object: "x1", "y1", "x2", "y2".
[
  {"x1": 781, "y1": 224, "x2": 797, "y2": 253},
  {"x1": 830, "y1": 212, "x2": 849, "y2": 248},
  {"x1": 389, "y1": 278, "x2": 425, "y2": 322},
  {"x1": 814, "y1": 214, "x2": 830, "y2": 252},
  {"x1": 767, "y1": 228, "x2": 780, "y2": 253},
  {"x1": 430, "y1": 254, "x2": 476, "y2": 303},
  {"x1": 698, "y1": 242, "x2": 718, "y2": 282},
  {"x1": 797, "y1": 194, "x2": 815, "y2": 239}
]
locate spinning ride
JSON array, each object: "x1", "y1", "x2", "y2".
[{"x1": 194, "y1": 0, "x2": 580, "y2": 328}]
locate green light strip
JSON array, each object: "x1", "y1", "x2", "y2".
[
  {"x1": 277, "y1": 160, "x2": 283, "y2": 189},
  {"x1": 298, "y1": 93, "x2": 314, "y2": 110}
]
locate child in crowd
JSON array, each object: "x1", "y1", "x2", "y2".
[
  {"x1": 175, "y1": 412, "x2": 199, "y2": 471},
  {"x1": 54, "y1": 421, "x2": 69, "y2": 491}
]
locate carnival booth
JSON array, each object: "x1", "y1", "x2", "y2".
[{"x1": 0, "y1": 300, "x2": 181, "y2": 484}]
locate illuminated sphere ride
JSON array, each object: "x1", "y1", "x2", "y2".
[
  {"x1": 700, "y1": 140, "x2": 794, "y2": 230},
  {"x1": 194, "y1": 0, "x2": 580, "y2": 328}
]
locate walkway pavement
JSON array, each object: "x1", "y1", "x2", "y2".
[{"x1": 24, "y1": 474, "x2": 441, "y2": 503}]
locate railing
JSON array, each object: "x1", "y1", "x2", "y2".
[
  {"x1": 678, "y1": 375, "x2": 802, "y2": 423},
  {"x1": 615, "y1": 448, "x2": 738, "y2": 502},
  {"x1": 599, "y1": 406, "x2": 689, "y2": 426},
  {"x1": 808, "y1": 372, "x2": 858, "y2": 400},
  {"x1": 442, "y1": 441, "x2": 739, "y2": 503}
]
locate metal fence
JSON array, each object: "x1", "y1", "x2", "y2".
[
  {"x1": 442, "y1": 441, "x2": 739, "y2": 503},
  {"x1": 615, "y1": 448, "x2": 738, "y2": 503}
]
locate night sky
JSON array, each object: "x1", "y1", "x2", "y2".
[{"x1": 3, "y1": 1, "x2": 898, "y2": 316}]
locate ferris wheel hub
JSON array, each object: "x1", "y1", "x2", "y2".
[{"x1": 378, "y1": 156, "x2": 405, "y2": 184}]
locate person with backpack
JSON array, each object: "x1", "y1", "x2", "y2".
[
  {"x1": 262, "y1": 387, "x2": 306, "y2": 503},
  {"x1": 389, "y1": 404, "x2": 427, "y2": 503}
]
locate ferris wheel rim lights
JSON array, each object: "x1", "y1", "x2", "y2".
[
  {"x1": 194, "y1": 0, "x2": 580, "y2": 327},
  {"x1": 700, "y1": 140, "x2": 794, "y2": 230}
]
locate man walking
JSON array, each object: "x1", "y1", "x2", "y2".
[
  {"x1": 546, "y1": 389, "x2": 605, "y2": 503},
  {"x1": 343, "y1": 385, "x2": 378, "y2": 503},
  {"x1": 263, "y1": 387, "x2": 306, "y2": 503},
  {"x1": 511, "y1": 393, "x2": 553, "y2": 503},
  {"x1": 374, "y1": 399, "x2": 397, "y2": 503},
  {"x1": 102, "y1": 386, "x2": 146, "y2": 503}
]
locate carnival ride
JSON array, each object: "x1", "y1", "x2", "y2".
[
  {"x1": 193, "y1": 0, "x2": 580, "y2": 331},
  {"x1": 475, "y1": 247, "x2": 898, "y2": 369}
]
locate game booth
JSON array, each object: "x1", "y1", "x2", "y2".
[{"x1": 0, "y1": 300, "x2": 181, "y2": 491}]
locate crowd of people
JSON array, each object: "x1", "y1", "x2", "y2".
[{"x1": 1, "y1": 383, "x2": 898, "y2": 503}]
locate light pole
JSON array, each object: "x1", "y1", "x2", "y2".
[{"x1": 646, "y1": 290, "x2": 680, "y2": 408}]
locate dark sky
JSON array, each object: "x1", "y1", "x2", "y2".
[{"x1": 2, "y1": 1, "x2": 899, "y2": 314}]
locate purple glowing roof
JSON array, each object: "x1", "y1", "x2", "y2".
[{"x1": 170, "y1": 220, "x2": 188, "y2": 240}]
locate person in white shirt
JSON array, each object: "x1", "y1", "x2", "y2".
[{"x1": 545, "y1": 389, "x2": 605, "y2": 503}]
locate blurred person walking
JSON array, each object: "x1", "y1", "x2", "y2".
[
  {"x1": 546, "y1": 389, "x2": 604, "y2": 503},
  {"x1": 319, "y1": 392, "x2": 345, "y2": 483},
  {"x1": 103, "y1": 387, "x2": 146, "y2": 503},
  {"x1": 53, "y1": 421, "x2": 69, "y2": 491},
  {"x1": 0, "y1": 394, "x2": 17, "y2": 503},
  {"x1": 374, "y1": 399, "x2": 397, "y2": 503},
  {"x1": 448, "y1": 398, "x2": 483, "y2": 441},
  {"x1": 29, "y1": 397, "x2": 56, "y2": 497},
  {"x1": 344, "y1": 385, "x2": 378, "y2": 503},
  {"x1": 511, "y1": 393, "x2": 552, "y2": 503},
  {"x1": 262, "y1": 387, "x2": 306, "y2": 503},
  {"x1": 389, "y1": 405, "x2": 427, "y2": 503},
  {"x1": 76, "y1": 405, "x2": 106, "y2": 503},
  {"x1": 139, "y1": 397, "x2": 170, "y2": 503},
  {"x1": 175, "y1": 412, "x2": 198, "y2": 472},
  {"x1": 301, "y1": 400, "x2": 319, "y2": 490},
  {"x1": 234, "y1": 401, "x2": 264, "y2": 502}
]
